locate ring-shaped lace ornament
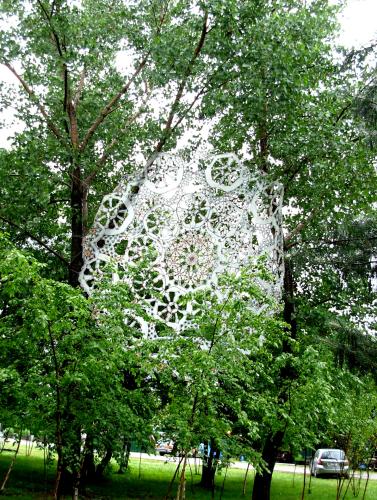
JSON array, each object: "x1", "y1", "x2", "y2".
[{"x1": 79, "y1": 153, "x2": 284, "y2": 337}]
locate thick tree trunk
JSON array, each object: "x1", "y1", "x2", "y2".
[
  {"x1": 251, "y1": 431, "x2": 284, "y2": 500},
  {"x1": 69, "y1": 165, "x2": 84, "y2": 288},
  {"x1": 60, "y1": 164, "x2": 84, "y2": 496},
  {"x1": 95, "y1": 447, "x2": 113, "y2": 479},
  {"x1": 200, "y1": 439, "x2": 219, "y2": 490},
  {"x1": 251, "y1": 261, "x2": 297, "y2": 500}
]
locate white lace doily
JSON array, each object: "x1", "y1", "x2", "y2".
[{"x1": 79, "y1": 153, "x2": 284, "y2": 336}]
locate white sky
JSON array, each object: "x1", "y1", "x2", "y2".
[
  {"x1": 0, "y1": 0, "x2": 376, "y2": 148},
  {"x1": 337, "y1": 0, "x2": 377, "y2": 48}
]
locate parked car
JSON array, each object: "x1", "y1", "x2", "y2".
[
  {"x1": 155, "y1": 439, "x2": 174, "y2": 456},
  {"x1": 310, "y1": 449, "x2": 349, "y2": 478}
]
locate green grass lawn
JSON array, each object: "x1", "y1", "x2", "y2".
[{"x1": 0, "y1": 447, "x2": 376, "y2": 499}]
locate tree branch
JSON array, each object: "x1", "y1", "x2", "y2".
[
  {"x1": 37, "y1": 0, "x2": 63, "y2": 54},
  {"x1": 79, "y1": 53, "x2": 150, "y2": 152},
  {"x1": 84, "y1": 7, "x2": 209, "y2": 186},
  {"x1": 73, "y1": 67, "x2": 86, "y2": 107},
  {"x1": 282, "y1": 155, "x2": 310, "y2": 189},
  {"x1": 2, "y1": 63, "x2": 65, "y2": 145},
  {"x1": 169, "y1": 85, "x2": 207, "y2": 134},
  {"x1": 154, "y1": 11, "x2": 209, "y2": 153},
  {"x1": 83, "y1": 84, "x2": 153, "y2": 187},
  {"x1": 37, "y1": 0, "x2": 77, "y2": 147},
  {"x1": 302, "y1": 235, "x2": 377, "y2": 246},
  {"x1": 284, "y1": 210, "x2": 317, "y2": 250},
  {"x1": 334, "y1": 101, "x2": 352, "y2": 124},
  {"x1": 50, "y1": 0, "x2": 57, "y2": 17},
  {"x1": 0, "y1": 215, "x2": 69, "y2": 266}
]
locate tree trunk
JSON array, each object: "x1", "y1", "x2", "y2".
[
  {"x1": 69, "y1": 165, "x2": 84, "y2": 288},
  {"x1": 118, "y1": 438, "x2": 131, "y2": 474},
  {"x1": 60, "y1": 165, "x2": 84, "y2": 496},
  {"x1": 95, "y1": 447, "x2": 113, "y2": 479},
  {"x1": 0, "y1": 430, "x2": 22, "y2": 494},
  {"x1": 80, "y1": 436, "x2": 96, "y2": 484},
  {"x1": 200, "y1": 439, "x2": 219, "y2": 490},
  {"x1": 251, "y1": 431, "x2": 284, "y2": 500},
  {"x1": 251, "y1": 261, "x2": 297, "y2": 500}
]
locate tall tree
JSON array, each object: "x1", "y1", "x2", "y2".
[
  {"x1": 0, "y1": 1, "x2": 220, "y2": 495},
  {"x1": 199, "y1": 1, "x2": 377, "y2": 498},
  {"x1": 1, "y1": 2, "x2": 377, "y2": 499},
  {"x1": 0, "y1": 0, "x2": 215, "y2": 285}
]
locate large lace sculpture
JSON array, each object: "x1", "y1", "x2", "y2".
[{"x1": 79, "y1": 153, "x2": 284, "y2": 336}]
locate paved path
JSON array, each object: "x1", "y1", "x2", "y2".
[{"x1": 130, "y1": 453, "x2": 377, "y2": 480}]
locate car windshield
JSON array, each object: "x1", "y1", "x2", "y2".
[{"x1": 322, "y1": 450, "x2": 345, "y2": 460}]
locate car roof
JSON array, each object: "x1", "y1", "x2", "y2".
[{"x1": 316, "y1": 448, "x2": 345, "y2": 455}]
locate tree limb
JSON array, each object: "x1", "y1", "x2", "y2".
[
  {"x1": 0, "y1": 215, "x2": 69, "y2": 266},
  {"x1": 282, "y1": 156, "x2": 310, "y2": 189},
  {"x1": 2, "y1": 63, "x2": 65, "y2": 145},
  {"x1": 284, "y1": 210, "x2": 317, "y2": 250},
  {"x1": 73, "y1": 67, "x2": 86, "y2": 107},
  {"x1": 302, "y1": 235, "x2": 377, "y2": 246},
  {"x1": 50, "y1": 0, "x2": 57, "y2": 17},
  {"x1": 83, "y1": 84, "x2": 153, "y2": 187},
  {"x1": 85, "y1": 8, "x2": 209, "y2": 186},
  {"x1": 79, "y1": 53, "x2": 150, "y2": 152},
  {"x1": 334, "y1": 101, "x2": 352, "y2": 124},
  {"x1": 37, "y1": 0, "x2": 78, "y2": 147},
  {"x1": 169, "y1": 84, "x2": 207, "y2": 134},
  {"x1": 154, "y1": 11, "x2": 209, "y2": 153},
  {"x1": 37, "y1": 0, "x2": 64, "y2": 57}
]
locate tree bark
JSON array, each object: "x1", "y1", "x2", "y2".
[
  {"x1": 0, "y1": 430, "x2": 22, "y2": 494},
  {"x1": 251, "y1": 261, "x2": 297, "y2": 500},
  {"x1": 80, "y1": 436, "x2": 96, "y2": 484},
  {"x1": 95, "y1": 447, "x2": 113, "y2": 479},
  {"x1": 69, "y1": 165, "x2": 84, "y2": 288},
  {"x1": 118, "y1": 438, "x2": 131, "y2": 474},
  {"x1": 251, "y1": 431, "x2": 284, "y2": 500},
  {"x1": 200, "y1": 439, "x2": 219, "y2": 490}
]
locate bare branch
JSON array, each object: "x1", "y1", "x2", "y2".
[
  {"x1": 284, "y1": 210, "x2": 317, "y2": 250},
  {"x1": 0, "y1": 215, "x2": 69, "y2": 265},
  {"x1": 154, "y1": 10, "x2": 209, "y2": 153},
  {"x1": 83, "y1": 84, "x2": 153, "y2": 186},
  {"x1": 79, "y1": 53, "x2": 150, "y2": 152},
  {"x1": 3, "y1": 62, "x2": 66, "y2": 145},
  {"x1": 73, "y1": 67, "x2": 86, "y2": 107},
  {"x1": 170, "y1": 85, "x2": 206, "y2": 134}
]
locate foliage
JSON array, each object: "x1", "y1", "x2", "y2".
[
  {"x1": 1, "y1": 1, "x2": 377, "y2": 499},
  {"x1": 0, "y1": 0, "x2": 217, "y2": 281},
  {"x1": 0, "y1": 234, "x2": 158, "y2": 482},
  {"x1": 148, "y1": 263, "x2": 286, "y2": 462}
]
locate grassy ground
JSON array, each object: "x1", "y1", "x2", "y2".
[{"x1": 0, "y1": 447, "x2": 376, "y2": 499}]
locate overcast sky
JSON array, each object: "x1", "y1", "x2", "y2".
[
  {"x1": 0, "y1": 0, "x2": 376, "y2": 148},
  {"x1": 337, "y1": 0, "x2": 377, "y2": 48}
]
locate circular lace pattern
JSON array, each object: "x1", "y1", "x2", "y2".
[{"x1": 79, "y1": 153, "x2": 284, "y2": 336}]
